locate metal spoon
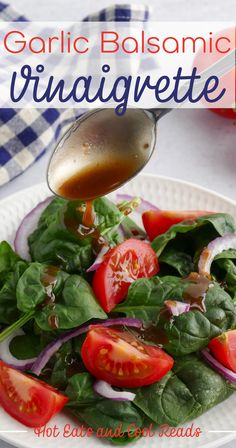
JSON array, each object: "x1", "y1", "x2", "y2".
[
  {"x1": 47, "y1": 108, "x2": 168, "y2": 201},
  {"x1": 47, "y1": 49, "x2": 235, "y2": 201}
]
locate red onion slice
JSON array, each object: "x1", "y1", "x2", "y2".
[
  {"x1": 164, "y1": 300, "x2": 190, "y2": 316},
  {"x1": 31, "y1": 318, "x2": 143, "y2": 376},
  {"x1": 0, "y1": 329, "x2": 36, "y2": 371},
  {"x1": 93, "y1": 380, "x2": 136, "y2": 401},
  {"x1": 201, "y1": 348, "x2": 236, "y2": 383},
  {"x1": 198, "y1": 234, "x2": 236, "y2": 275},
  {"x1": 14, "y1": 197, "x2": 53, "y2": 260},
  {"x1": 116, "y1": 194, "x2": 159, "y2": 213},
  {"x1": 86, "y1": 245, "x2": 110, "y2": 273}
]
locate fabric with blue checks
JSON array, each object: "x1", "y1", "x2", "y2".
[{"x1": 0, "y1": 2, "x2": 150, "y2": 187}]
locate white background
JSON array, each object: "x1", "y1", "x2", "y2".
[{"x1": 0, "y1": 1, "x2": 236, "y2": 448}]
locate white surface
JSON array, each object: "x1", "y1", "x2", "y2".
[
  {"x1": 1, "y1": 175, "x2": 236, "y2": 448},
  {"x1": 0, "y1": 2, "x2": 235, "y2": 448}
]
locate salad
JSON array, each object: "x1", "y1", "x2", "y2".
[{"x1": 1, "y1": 193, "x2": 236, "y2": 444}]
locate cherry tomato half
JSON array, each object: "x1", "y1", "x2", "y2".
[
  {"x1": 142, "y1": 210, "x2": 211, "y2": 241},
  {"x1": 208, "y1": 329, "x2": 236, "y2": 373},
  {"x1": 92, "y1": 238, "x2": 159, "y2": 313},
  {"x1": 81, "y1": 326, "x2": 174, "y2": 388},
  {"x1": 0, "y1": 361, "x2": 68, "y2": 427}
]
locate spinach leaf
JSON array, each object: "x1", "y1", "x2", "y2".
[
  {"x1": 213, "y1": 250, "x2": 236, "y2": 287},
  {"x1": 66, "y1": 373, "x2": 144, "y2": 443},
  {"x1": 16, "y1": 263, "x2": 67, "y2": 312},
  {"x1": 15, "y1": 261, "x2": 106, "y2": 331},
  {"x1": 115, "y1": 276, "x2": 236, "y2": 355},
  {"x1": 66, "y1": 372, "x2": 99, "y2": 406},
  {"x1": 35, "y1": 274, "x2": 107, "y2": 331},
  {"x1": 159, "y1": 247, "x2": 194, "y2": 277},
  {"x1": 173, "y1": 355, "x2": 232, "y2": 417},
  {"x1": 114, "y1": 276, "x2": 188, "y2": 321},
  {"x1": 152, "y1": 213, "x2": 235, "y2": 258},
  {"x1": 9, "y1": 333, "x2": 41, "y2": 359},
  {"x1": 161, "y1": 282, "x2": 236, "y2": 356},
  {"x1": 0, "y1": 260, "x2": 106, "y2": 340},
  {"x1": 16, "y1": 263, "x2": 50, "y2": 312},
  {"x1": 50, "y1": 341, "x2": 82, "y2": 390},
  {"x1": 0, "y1": 261, "x2": 27, "y2": 325},
  {"x1": 0, "y1": 242, "x2": 27, "y2": 325},
  {"x1": 0, "y1": 241, "x2": 21, "y2": 284},
  {"x1": 134, "y1": 355, "x2": 232, "y2": 426},
  {"x1": 28, "y1": 197, "x2": 124, "y2": 274},
  {"x1": 71, "y1": 403, "x2": 143, "y2": 444},
  {"x1": 134, "y1": 371, "x2": 199, "y2": 426}
]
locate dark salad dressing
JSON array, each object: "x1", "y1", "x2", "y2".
[
  {"x1": 135, "y1": 323, "x2": 170, "y2": 346},
  {"x1": 64, "y1": 200, "x2": 108, "y2": 255},
  {"x1": 48, "y1": 315, "x2": 59, "y2": 330},
  {"x1": 57, "y1": 158, "x2": 143, "y2": 201}
]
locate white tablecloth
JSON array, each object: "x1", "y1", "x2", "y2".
[{"x1": 0, "y1": 1, "x2": 235, "y2": 447}]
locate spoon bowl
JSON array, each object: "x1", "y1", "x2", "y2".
[{"x1": 47, "y1": 108, "x2": 157, "y2": 201}]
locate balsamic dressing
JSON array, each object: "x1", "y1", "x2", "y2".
[
  {"x1": 82, "y1": 200, "x2": 95, "y2": 228},
  {"x1": 48, "y1": 315, "x2": 59, "y2": 330},
  {"x1": 57, "y1": 158, "x2": 144, "y2": 201},
  {"x1": 64, "y1": 200, "x2": 108, "y2": 255},
  {"x1": 135, "y1": 324, "x2": 170, "y2": 346}
]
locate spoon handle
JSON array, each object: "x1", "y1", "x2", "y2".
[{"x1": 149, "y1": 108, "x2": 172, "y2": 121}]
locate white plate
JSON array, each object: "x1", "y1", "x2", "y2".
[{"x1": 0, "y1": 174, "x2": 236, "y2": 448}]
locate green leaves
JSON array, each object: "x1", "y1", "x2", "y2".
[
  {"x1": 35, "y1": 274, "x2": 107, "y2": 331},
  {"x1": 66, "y1": 373, "x2": 144, "y2": 442},
  {"x1": 0, "y1": 241, "x2": 20, "y2": 282},
  {"x1": 9, "y1": 332, "x2": 41, "y2": 360},
  {"x1": 159, "y1": 247, "x2": 194, "y2": 277},
  {"x1": 67, "y1": 373, "x2": 144, "y2": 443},
  {"x1": 0, "y1": 241, "x2": 21, "y2": 284},
  {"x1": 66, "y1": 373, "x2": 99, "y2": 406},
  {"x1": 115, "y1": 275, "x2": 236, "y2": 356},
  {"x1": 11, "y1": 259, "x2": 107, "y2": 331},
  {"x1": 134, "y1": 371, "x2": 199, "y2": 426},
  {"x1": 115, "y1": 276, "x2": 188, "y2": 321},
  {"x1": 134, "y1": 355, "x2": 232, "y2": 427},
  {"x1": 173, "y1": 356, "x2": 232, "y2": 416},
  {"x1": 161, "y1": 282, "x2": 236, "y2": 356},
  {"x1": 0, "y1": 256, "x2": 106, "y2": 339},
  {"x1": 1, "y1": 199, "x2": 236, "y2": 445},
  {"x1": 0, "y1": 242, "x2": 28, "y2": 325},
  {"x1": 16, "y1": 263, "x2": 48, "y2": 312},
  {"x1": 152, "y1": 213, "x2": 236, "y2": 271},
  {"x1": 28, "y1": 197, "x2": 125, "y2": 274}
]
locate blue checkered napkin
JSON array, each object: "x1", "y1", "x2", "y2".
[{"x1": 0, "y1": 2, "x2": 150, "y2": 187}]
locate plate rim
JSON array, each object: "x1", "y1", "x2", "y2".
[{"x1": 1, "y1": 173, "x2": 236, "y2": 209}]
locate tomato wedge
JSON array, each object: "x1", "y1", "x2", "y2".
[
  {"x1": 81, "y1": 326, "x2": 173, "y2": 388},
  {"x1": 142, "y1": 210, "x2": 212, "y2": 241},
  {"x1": 208, "y1": 330, "x2": 236, "y2": 373},
  {"x1": 0, "y1": 361, "x2": 68, "y2": 427},
  {"x1": 92, "y1": 238, "x2": 159, "y2": 313}
]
